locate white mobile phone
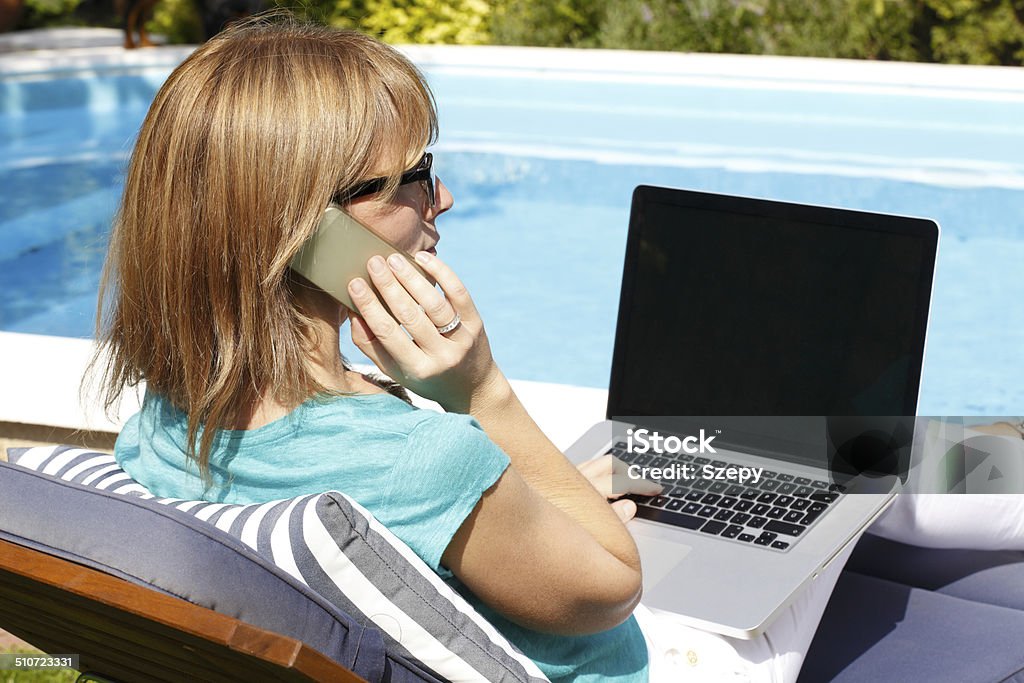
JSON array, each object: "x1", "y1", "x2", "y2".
[{"x1": 290, "y1": 204, "x2": 435, "y2": 311}]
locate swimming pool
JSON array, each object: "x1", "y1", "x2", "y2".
[{"x1": 1, "y1": 47, "x2": 1022, "y2": 414}]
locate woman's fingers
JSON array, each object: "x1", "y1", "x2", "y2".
[
  {"x1": 412, "y1": 251, "x2": 481, "y2": 327},
  {"x1": 611, "y1": 499, "x2": 638, "y2": 523},
  {"x1": 577, "y1": 454, "x2": 663, "y2": 500},
  {"x1": 382, "y1": 254, "x2": 460, "y2": 342},
  {"x1": 347, "y1": 274, "x2": 425, "y2": 364},
  {"x1": 349, "y1": 313, "x2": 396, "y2": 373}
]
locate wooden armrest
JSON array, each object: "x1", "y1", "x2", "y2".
[{"x1": 0, "y1": 538, "x2": 366, "y2": 682}]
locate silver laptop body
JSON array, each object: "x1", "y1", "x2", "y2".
[{"x1": 564, "y1": 186, "x2": 939, "y2": 639}]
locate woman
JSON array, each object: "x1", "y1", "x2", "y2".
[
  {"x1": 100, "y1": 17, "x2": 656, "y2": 683},
  {"x1": 97, "y1": 17, "x2": 1024, "y2": 683}
]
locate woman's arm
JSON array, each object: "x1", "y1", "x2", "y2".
[
  {"x1": 348, "y1": 252, "x2": 645, "y2": 633},
  {"x1": 441, "y1": 465, "x2": 642, "y2": 635}
]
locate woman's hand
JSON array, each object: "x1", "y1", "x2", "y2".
[
  {"x1": 576, "y1": 454, "x2": 664, "y2": 522},
  {"x1": 347, "y1": 251, "x2": 504, "y2": 413}
]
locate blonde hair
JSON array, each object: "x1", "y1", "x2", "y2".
[{"x1": 93, "y1": 17, "x2": 437, "y2": 478}]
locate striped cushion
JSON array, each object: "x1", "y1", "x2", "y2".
[{"x1": 7, "y1": 445, "x2": 549, "y2": 683}]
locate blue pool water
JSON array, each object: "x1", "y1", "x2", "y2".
[{"x1": 1, "y1": 54, "x2": 1023, "y2": 413}]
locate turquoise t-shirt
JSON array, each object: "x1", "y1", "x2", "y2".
[{"x1": 115, "y1": 391, "x2": 649, "y2": 683}]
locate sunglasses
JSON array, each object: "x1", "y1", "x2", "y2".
[{"x1": 339, "y1": 152, "x2": 436, "y2": 208}]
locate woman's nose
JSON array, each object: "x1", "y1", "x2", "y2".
[{"x1": 433, "y1": 178, "x2": 454, "y2": 217}]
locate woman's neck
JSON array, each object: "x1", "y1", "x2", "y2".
[{"x1": 233, "y1": 308, "x2": 386, "y2": 430}]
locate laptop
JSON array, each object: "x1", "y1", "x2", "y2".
[{"x1": 564, "y1": 185, "x2": 939, "y2": 638}]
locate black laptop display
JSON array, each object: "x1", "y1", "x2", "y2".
[{"x1": 608, "y1": 186, "x2": 939, "y2": 467}]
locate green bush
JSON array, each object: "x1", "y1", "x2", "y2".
[
  {"x1": 489, "y1": 0, "x2": 1022, "y2": 65},
  {"x1": 279, "y1": 0, "x2": 490, "y2": 43},
  {"x1": 16, "y1": 0, "x2": 82, "y2": 29},
  {"x1": 12, "y1": 0, "x2": 1024, "y2": 66},
  {"x1": 147, "y1": 0, "x2": 204, "y2": 44},
  {"x1": 489, "y1": 0, "x2": 604, "y2": 47},
  {"x1": 924, "y1": 0, "x2": 1024, "y2": 64},
  {"x1": 493, "y1": 0, "x2": 921, "y2": 60}
]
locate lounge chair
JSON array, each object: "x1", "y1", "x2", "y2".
[{"x1": 3, "y1": 447, "x2": 1024, "y2": 682}]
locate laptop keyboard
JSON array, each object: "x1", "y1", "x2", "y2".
[{"x1": 608, "y1": 443, "x2": 844, "y2": 552}]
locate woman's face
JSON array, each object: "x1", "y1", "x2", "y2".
[{"x1": 346, "y1": 165, "x2": 453, "y2": 256}]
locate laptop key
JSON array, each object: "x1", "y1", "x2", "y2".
[
  {"x1": 794, "y1": 486, "x2": 815, "y2": 497},
  {"x1": 754, "y1": 532, "x2": 778, "y2": 546},
  {"x1": 750, "y1": 503, "x2": 771, "y2": 516},
  {"x1": 809, "y1": 492, "x2": 838, "y2": 504},
  {"x1": 634, "y1": 506, "x2": 705, "y2": 530},
  {"x1": 771, "y1": 540, "x2": 790, "y2": 550},
  {"x1": 748, "y1": 516, "x2": 768, "y2": 529},
  {"x1": 666, "y1": 498, "x2": 685, "y2": 511},
  {"x1": 828, "y1": 483, "x2": 847, "y2": 493},
  {"x1": 700, "y1": 520, "x2": 727, "y2": 535},
  {"x1": 802, "y1": 509, "x2": 825, "y2": 526},
  {"x1": 764, "y1": 520, "x2": 804, "y2": 536},
  {"x1": 694, "y1": 457, "x2": 711, "y2": 465},
  {"x1": 766, "y1": 506, "x2": 787, "y2": 520},
  {"x1": 722, "y1": 525, "x2": 744, "y2": 539},
  {"x1": 811, "y1": 480, "x2": 829, "y2": 489},
  {"x1": 649, "y1": 496, "x2": 670, "y2": 508},
  {"x1": 692, "y1": 479, "x2": 712, "y2": 491},
  {"x1": 740, "y1": 489, "x2": 760, "y2": 500},
  {"x1": 795, "y1": 477, "x2": 812, "y2": 486},
  {"x1": 634, "y1": 454, "x2": 653, "y2": 466},
  {"x1": 698, "y1": 505, "x2": 717, "y2": 517},
  {"x1": 808, "y1": 502, "x2": 827, "y2": 514},
  {"x1": 784, "y1": 510, "x2": 805, "y2": 523},
  {"x1": 682, "y1": 502, "x2": 702, "y2": 515},
  {"x1": 669, "y1": 486, "x2": 689, "y2": 497},
  {"x1": 685, "y1": 490, "x2": 705, "y2": 502},
  {"x1": 615, "y1": 442, "x2": 628, "y2": 449},
  {"x1": 775, "y1": 473, "x2": 794, "y2": 482},
  {"x1": 731, "y1": 512, "x2": 751, "y2": 526},
  {"x1": 738, "y1": 533, "x2": 756, "y2": 542},
  {"x1": 790, "y1": 498, "x2": 811, "y2": 511},
  {"x1": 617, "y1": 451, "x2": 637, "y2": 464},
  {"x1": 725, "y1": 485, "x2": 745, "y2": 497},
  {"x1": 760, "y1": 479, "x2": 781, "y2": 491},
  {"x1": 701, "y1": 493, "x2": 722, "y2": 505},
  {"x1": 757, "y1": 492, "x2": 778, "y2": 504},
  {"x1": 775, "y1": 495, "x2": 795, "y2": 507},
  {"x1": 709, "y1": 482, "x2": 729, "y2": 494},
  {"x1": 718, "y1": 497, "x2": 738, "y2": 509},
  {"x1": 733, "y1": 500, "x2": 754, "y2": 512},
  {"x1": 714, "y1": 509, "x2": 734, "y2": 521}
]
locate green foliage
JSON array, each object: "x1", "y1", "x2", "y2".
[
  {"x1": 12, "y1": 0, "x2": 1024, "y2": 65},
  {"x1": 279, "y1": 0, "x2": 491, "y2": 44},
  {"x1": 16, "y1": 0, "x2": 82, "y2": 29},
  {"x1": 923, "y1": 0, "x2": 1024, "y2": 64},
  {"x1": 494, "y1": 0, "x2": 922, "y2": 61},
  {"x1": 489, "y1": 0, "x2": 604, "y2": 47},
  {"x1": 147, "y1": 0, "x2": 204, "y2": 44}
]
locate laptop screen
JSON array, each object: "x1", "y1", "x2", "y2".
[{"x1": 607, "y1": 186, "x2": 938, "y2": 462}]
